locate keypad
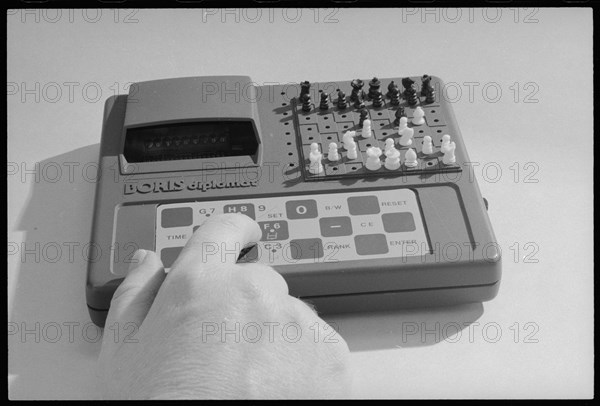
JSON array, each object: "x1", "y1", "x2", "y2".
[{"x1": 156, "y1": 188, "x2": 429, "y2": 269}]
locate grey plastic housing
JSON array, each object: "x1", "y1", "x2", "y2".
[{"x1": 86, "y1": 75, "x2": 501, "y2": 327}]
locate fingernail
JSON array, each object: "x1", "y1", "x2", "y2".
[{"x1": 129, "y1": 249, "x2": 148, "y2": 271}]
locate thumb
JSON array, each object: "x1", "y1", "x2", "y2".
[{"x1": 104, "y1": 249, "x2": 166, "y2": 331}]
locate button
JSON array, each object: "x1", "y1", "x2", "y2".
[
  {"x1": 382, "y1": 212, "x2": 416, "y2": 233},
  {"x1": 289, "y1": 238, "x2": 324, "y2": 260},
  {"x1": 286, "y1": 199, "x2": 318, "y2": 219},
  {"x1": 347, "y1": 195, "x2": 380, "y2": 215},
  {"x1": 223, "y1": 203, "x2": 255, "y2": 219},
  {"x1": 258, "y1": 221, "x2": 289, "y2": 241},
  {"x1": 355, "y1": 234, "x2": 389, "y2": 255},
  {"x1": 161, "y1": 207, "x2": 193, "y2": 228},
  {"x1": 161, "y1": 246, "x2": 183, "y2": 267},
  {"x1": 320, "y1": 216, "x2": 352, "y2": 237}
]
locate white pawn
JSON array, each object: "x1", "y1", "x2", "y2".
[
  {"x1": 412, "y1": 106, "x2": 425, "y2": 125},
  {"x1": 346, "y1": 139, "x2": 358, "y2": 159},
  {"x1": 365, "y1": 147, "x2": 382, "y2": 171},
  {"x1": 422, "y1": 135, "x2": 434, "y2": 155},
  {"x1": 361, "y1": 119, "x2": 372, "y2": 138},
  {"x1": 328, "y1": 142, "x2": 340, "y2": 162},
  {"x1": 309, "y1": 142, "x2": 323, "y2": 174},
  {"x1": 442, "y1": 141, "x2": 456, "y2": 165},
  {"x1": 342, "y1": 131, "x2": 356, "y2": 150},
  {"x1": 397, "y1": 116, "x2": 408, "y2": 135},
  {"x1": 384, "y1": 146, "x2": 401, "y2": 170},
  {"x1": 384, "y1": 138, "x2": 395, "y2": 153},
  {"x1": 404, "y1": 148, "x2": 418, "y2": 168},
  {"x1": 441, "y1": 134, "x2": 451, "y2": 153},
  {"x1": 399, "y1": 126, "x2": 414, "y2": 147}
]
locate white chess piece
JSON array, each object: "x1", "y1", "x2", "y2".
[
  {"x1": 412, "y1": 106, "x2": 425, "y2": 125},
  {"x1": 361, "y1": 119, "x2": 372, "y2": 138},
  {"x1": 342, "y1": 131, "x2": 356, "y2": 150},
  {"x1": 441, "y1": 134, "x2": 451, "y2": 153},
  {"x1": 384, "y1": 138, "x2": 395, "y2": 153},
  {"x1": 346, "y1": 139, "x2": 358, "y2": 159},
  {"x1": 399, "y1": 126, "x2": 414, "y2": 147},
  {"x1": 365, "y1": 147, "x2": 382, "y2": 171},
  {"x1": 309, "y1": 142, "x2": 323, "y2": 174},
  {"x1": 397, "y1": 116, "x2": 408, "y2": 135},
  {"x1": 328, "y1": 142, "x2": 340, "y2": 162},
  {"x1": 422, "y1": 135, "x2": 434, "y2": 155},
  {"x1": 384, "y1": 146, "x2": 401, "y2": 170},
  {"x1": 404, "y1": 148, "x2": 418, "y2": 168},
  {"x1": 442, "y1": 141, "x2": 456, "y2": 165}
]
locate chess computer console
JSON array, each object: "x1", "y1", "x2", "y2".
[{"x1": 86, "y1": 75, "x2": 501, "y2": 326}]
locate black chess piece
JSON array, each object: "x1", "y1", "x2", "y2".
[
  {"x1": 358, "y1": 109, "x2": 369, "y2": 127},
  {"x1": 372, "y1": 90, "x2": 384, "y2": 108},
  {"x1": 389, "y1": 87, "x2": 401, "y2": 106},
  {"x1": 350, "y1": 79, "x2": 364, "y2": 102},
  {"x1": 386, "y1": 81, "x2": 398, "y2": 98},
  {"x1": 300, "y1": 81, "x2": 311, "y2": 101},
  {"x1": 319, "y1": 92, "x2": 330, "y2": 110},
  {"x1": 394, "y1": 106, "x2": 406, "y2": 126},
  {"x1": 421, "y1": 75, "x2": 433, "y2": 97},
  {"x1": 401, "y1": 77, "x2": 415, "y2": 92},
  {"x1": 422, "y1": 75, "x2": 436, "y2": 104},
  {"x1": 302, "y1": 94, "x2": 313, "y2": 112},
  {"x1": 406, "y1": 88, "x2": 418, "y2": 107},
  {"x1": 367, "y1": 77, "x2": 381, "y2": 100},
  {"x1": 337, "y1": 90, "x2": 348, "y2": 109}
]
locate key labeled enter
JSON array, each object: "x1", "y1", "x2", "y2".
[{"x1": 258, "y1": 220, "x2": 289, "y2": 241}]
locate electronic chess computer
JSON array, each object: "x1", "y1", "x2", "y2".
[{"x1": 86, "y1": 75, "x2": 501, "y2": 326}]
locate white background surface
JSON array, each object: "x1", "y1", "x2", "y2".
[{"x1": 8, "y1": 8, "x2": 594, "y2": 399}]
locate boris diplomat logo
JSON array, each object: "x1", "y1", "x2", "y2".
[{"x1": 124, "y1": 179, "x2": 259, "y2": 194}]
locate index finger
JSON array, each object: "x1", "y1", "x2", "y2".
[{"x1": 168, "y1": 213, "x2": 262, "y2": 273}]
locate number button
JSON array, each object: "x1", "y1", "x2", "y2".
[
  {"x1": 286, "y1": 199, "x2": 318, "y2": 219},
  {"x1": 258, "y1": 221, "x2": 289, "y2": 241},
  {"x1": 223, "y1": 203, "x2": 256, "y2": 220}
]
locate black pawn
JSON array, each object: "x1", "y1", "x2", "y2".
[
  {"x1": 300, "y1": 81, "x2": 311, "y2": 101},
  {"x1": 350, "y1": 79, "x2": 364, "y2": 102},
  {"x1": 319, "y1": 92, "x2": 330, "y2": 110},
  {"x1": 386, "y1": 81, "x2": 398, "y2": 98},
  {"x1": 406, "y1": 88, "x2": 418, "y2": 107},
  {"x1": 394, "y1": 106, "x2": 406, "y2": 126},
  {"x1": 358, "y1": 109, "x2": 369, "y2": 127},
  {"x1": 372, "y1": 90, "x2": 384, "y2": 108},
  {"x1": 421, "y1": 75, "x2": 433, "y2": 97},
  {"x1": 337, "y1": 90, "x2": 348, "y2": 109},
  {"x1": 389, "y1": 87, "x2": 401, "y2": 106},
  {"x1": 367, "y1": 77, "x2": 381, "y2": 100},
  {"x1": 302, "y1": 94, "x2": 313, "y2": 112},
  {"x1": 425, "y1": 87, "x2": 436, "y2": 104}
]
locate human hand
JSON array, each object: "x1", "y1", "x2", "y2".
[{"x1": 97, "y1": 213, "x2": 352, "y2": 399}]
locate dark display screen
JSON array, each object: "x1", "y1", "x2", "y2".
[{"x1": 124, "y1": 121, "x2": 258, "y2": 162}]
